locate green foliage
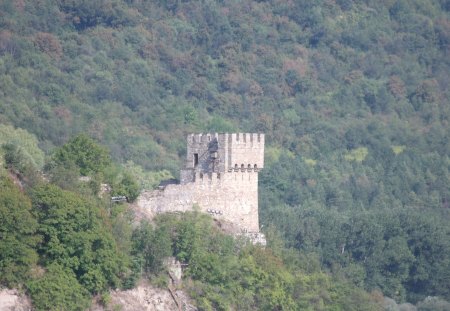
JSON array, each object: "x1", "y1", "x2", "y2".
[
  {"x1": 45, "y1": 159, "x2": 84, "y2": 193},
  {"x1": 46, "y1": 135, "x2": 142, "y2": 201},
  {"x1": 0, "y1": 0, "x2": 449, "y2": 306},
  {"x1": 110, "y1": 172, "x2": 140, "y2": 202},
  {"x1": 391, "y1": 145, "x2": 406, "y2": 155},
  {"x1": 27, "y1": 263, "x2": 90, "y2": 311},
  {"x1": 31, "y1": 183, "x2": 126, "y2": 293},
  {"x1": 0, "y1": 124, "x2": 45, "y2": 170},
  {"x1": 0, "y1": 175, "x2": 39, "y2": 286},
  {"x1": 122, "y1": 161, "x2": 174, "y2": 190},
  {"x1": 57, "y1": 0, "x2": 136, "y2": 30},
  {"x1": 344, "y1": 147, "x2": 369, "y2": 162},
  {"x1": 1, "y1": 142, "x2": 41, "y2": 185},
  {"x1": 264, "y1": 204, "x2": 450, "y2": 303},
  {"x1": 146, "y1": 212, "x2": 383, "y2": 311},
  {"x1": 131, "y1": 221, "x2": 171, "y2": 274},
  {"x1": 304, "y1": 158, "x2": 317, "y2": 166},
  {"x1": 0, "y1": 125, "x2": 45, "y2": 185},
  {"x1": 49, "y1": 134, "x2": 111, "y2": 177}
]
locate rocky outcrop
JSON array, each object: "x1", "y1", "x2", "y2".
[
  {"x1": 90, "y1": 280, "x2": 196, "y2": 311},
  {"x1": 0, "y1": 288, "x2": 32, "y2": 311}
]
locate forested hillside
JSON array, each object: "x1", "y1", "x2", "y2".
[{"x1": 1, "y1": 0, "x2": 449, "y2": 309}]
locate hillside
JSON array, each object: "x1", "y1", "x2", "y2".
[{"x1": 0, "y1": 0, "x2": 449, "y2": 309}]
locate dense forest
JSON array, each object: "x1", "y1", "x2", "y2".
[
  {"x1": 0, "y1": 134, "x2": 385, "y2": 310},
  {"x1": 0, "y1": 0, "x2": 449, "y2": 309}
]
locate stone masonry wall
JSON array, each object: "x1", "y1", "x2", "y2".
[
  {"x1": 136, "y1": 170, "x2": 259, "y2": 232},
  {"x1": 136, "y1": 133, "x2": 264, "y2": 234},
  {"x1": 184, "y1": 133, "x2": 264, "y2": 171},
  {"x1": 227, "y1": 133, "x2": 264, "y2": 172}
]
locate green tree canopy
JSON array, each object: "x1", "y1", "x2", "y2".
[
  {"x1": 49, "y1": 134, "x2": 111, "y2": 177},
  {"x1": 31, "y1": 183, "x2": 127, "y2": 293},
  {"x1": 0, "y1": 175, "x2": 39, "y2": 286},
  {"x1": 27, "y1": 263, "x2": 90, "y2": 311},
  {"x1": 0, "y1": 124, "x2": 45, "y2": 171}
]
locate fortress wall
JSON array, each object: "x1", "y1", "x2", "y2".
[
  {"x1": 227, "y1": 133, "x2": 264, "y2": 171},
  {"x1": 217, "y1": 134, "x2": 229, "y2": 173},
  {"x1": 184, "y1": 133, "x2": 264, "y2": 173},
  {"x1": 137, "y1": 133, "x2": 264, "y2": 234},
  {"x1": 180, "y1": 169, "x2": 194, "y2": 184},
  {"x1": 136, "y1": 171, "x2": 259, "y2": 232},
  {"x1": 185, "y1": 133, "x2": 218, "y2": 170}
]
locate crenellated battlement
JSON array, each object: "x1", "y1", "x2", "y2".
[
  {"x1": 189, "y1": 133, "x2": 220, "y2": 143},
  {"x1": 229, "y1": 133, "x2": 264, "y2": 144},
  {"x1": 191, "y1": 169, "x2": 258, "y2": 185},
  {"x1": 136, "y1": 133, "x2": 265, "y2": 235},
  {"x1": 187, "y1": 133, "x2": 264, "y2": 144},
  {"x1": 194, "y1": 172, "x2": 221, "y2": 183},
  {"x1": 184, "y1": 133, "x2": 264, "y2": 176},
  {"x1": 227, "y1": 133, "x2": 264, "y2": 172}
]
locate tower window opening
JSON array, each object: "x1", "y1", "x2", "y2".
[{"x1": 194, "y1": 153, "x2": 199, "y2": 167}]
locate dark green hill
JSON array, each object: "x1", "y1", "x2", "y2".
[{"x1": 1, "y1": 0, "x2": 449, "y2": 305}]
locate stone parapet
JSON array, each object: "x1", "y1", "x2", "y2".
[{"x1": 137, "y1": 133, "x2": 264, "y2": 235}]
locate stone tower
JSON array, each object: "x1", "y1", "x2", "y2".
[
  {"x1": 180, "y1": 133, "x2": 264, "y2": 183},
  {"x1": 135, "y1": 133, "x2": 265, "y2": 234}
]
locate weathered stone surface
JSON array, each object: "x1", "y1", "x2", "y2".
[
  {"x1": 90, "y1": 280, "x2": 196, "y2": 311},
  {"x1": 0, "y1": 288, "x2": 32, "y2": 311},
  {"x1": 183, "y1": 133, "x2": 264, "y2": 177},
  {"x1": 135, "y1": 133, "x2": 264, "y2": 233}
]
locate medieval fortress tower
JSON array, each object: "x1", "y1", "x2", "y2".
[{"x1": 136, "y1": 133, "x2": 265, "y2": 235}]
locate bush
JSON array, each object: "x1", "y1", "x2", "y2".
[
  {"x1": 31, "y1": 184, "x2": 127, "y2": 293},
  {"x1": 0, "y1": 175, "x2": 38, "y2": 286},
  {"x1": 27, "y1": 263, "x2": 90, "y2": 311},
  {"x1": 49, "y1": 134, "x2": 111, "y2": 177}
]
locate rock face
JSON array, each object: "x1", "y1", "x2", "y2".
[
  {"x1": 135, "y1": 133, "x2": 265, "y2": 235},
  {"x1": 0, "y1": 288, "x2": 32, "y2": 311},
  {"x1": 90, "y1": 280, "x2": 196, "y2": 311}
]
